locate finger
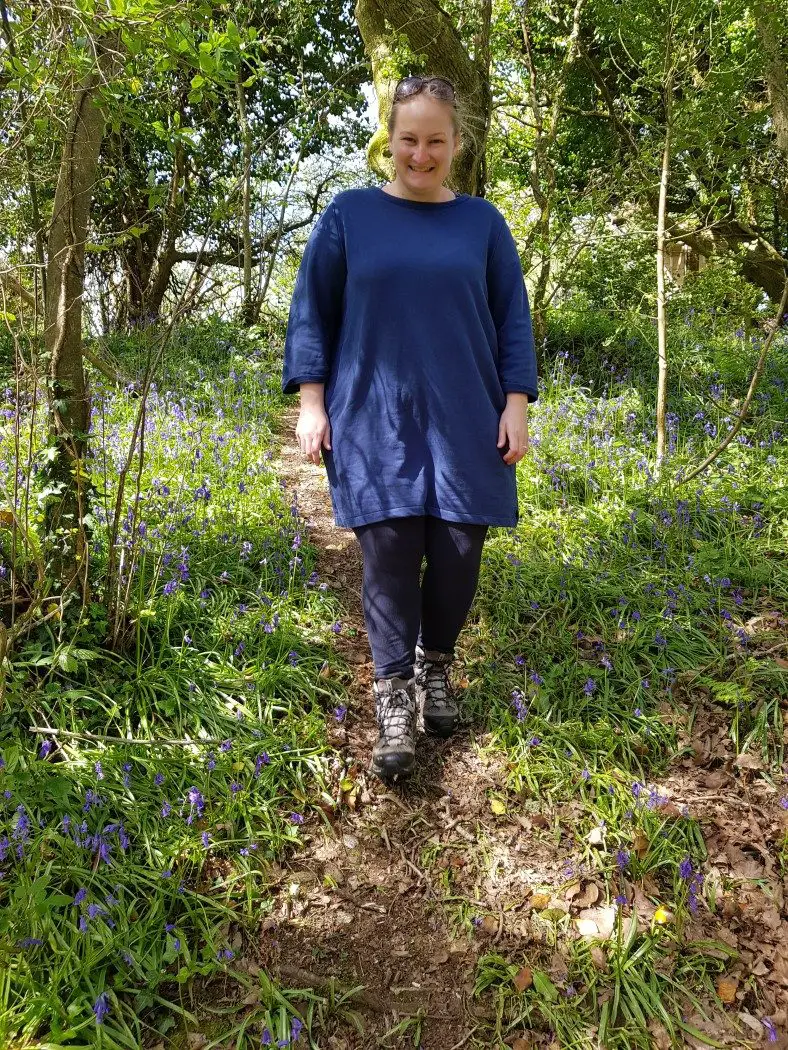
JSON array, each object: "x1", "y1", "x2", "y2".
[
  {"x1": 497, "y1": 420, "x2": 507, "y2": 447},
  {"x1": 323, "y1": 422, "x2": 331, "y2": 450}
]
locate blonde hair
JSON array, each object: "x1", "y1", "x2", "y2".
[{"x1": 386, "y1": 81, "x2": 468, "y2": 142}]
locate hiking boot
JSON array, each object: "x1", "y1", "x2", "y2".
[
  {"x1": 415, "y1": 646, "x2": 458, "y2": 738},
  {"x1": 371, "y1": 676, "x2": 417, "y2": 781}
]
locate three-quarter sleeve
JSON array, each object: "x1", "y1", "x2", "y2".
[
  {"x1": 486, "y1": 220, "x2": 539, "y2": 403},
  {"x1": 282, "y1": 200, "x2": 346, "y2": 395}
]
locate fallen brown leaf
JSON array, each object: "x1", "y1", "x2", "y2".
[
  {"x1": 513, "y1": 965, "x2": 533, "y2": 992},
  {"x1": 574, "y1": 882, "x2": 600, "y2": 909},
  {"x1": 655, "y1": 800, "x2": 683, "y2": 819},
  {"x1": 633, "y1": 830, "x2": 649, "y2": 859},
  {"x1": 717, "y1": 976, "x2": 738, "y2": 1004},
  {"x1": 480, "y1": 915, "x2": 498, "y2": 936},
  {"x1": 531, "y1": 893, "x2": 551, "y2": 911}
]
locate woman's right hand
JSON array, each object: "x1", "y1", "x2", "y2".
[{"x1": 296, "y1": 398, "x2": 332, "y2": 465}]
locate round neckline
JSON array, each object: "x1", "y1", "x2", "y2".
[{"x1": 374, "y1": 186, "x2": 467, "y2": 209}]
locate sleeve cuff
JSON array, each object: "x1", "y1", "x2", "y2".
[{"x1": 282, "y1": 374, "x2": 329, "y2": 395}]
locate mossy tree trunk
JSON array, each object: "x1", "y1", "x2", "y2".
[
  {"x1": 43, "y1": 44, "x2": 117, "y2": 600},
  {"x1": 354, "y1": 0, "x2": 492, "y2": 196}
]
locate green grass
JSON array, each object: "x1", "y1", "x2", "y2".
[{"x1": 0, "y1": 310, "x2": 785, "y2": 1048}]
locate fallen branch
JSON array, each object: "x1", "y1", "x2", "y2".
[
  {"x1": 28, "y1": 725, "x2": 226, "y2": 747},
  {"x1": 678, "y1": 278, "x2": 788, "y2": 486}
]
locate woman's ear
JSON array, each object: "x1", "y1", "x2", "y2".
[{"x1": 453, "y1": 134, "x2": 462, "y2": 156}]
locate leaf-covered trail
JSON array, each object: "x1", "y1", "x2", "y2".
[{"x1": 254, "y1": 410, "x2": 788, "y2": 1050}]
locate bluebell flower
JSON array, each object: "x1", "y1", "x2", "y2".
[
  {"x1": 186, "y1": 786, "x2": 205, "y2": 824},
  {"x1": 93, "y1": 993, "x2": 110, "y2": 1025},
  {"x1": 762, "y1": 1018, "x2": 778, "y2": 1042}
]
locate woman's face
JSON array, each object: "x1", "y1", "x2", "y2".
[{"x1": 388, "y1": 95, "x2": 460, "y2": 198}]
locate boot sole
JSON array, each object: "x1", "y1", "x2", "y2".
[
  {"x1": 423, "y1": 716, "x2": 458, "y2": 738},
  {"x1": 371, "y1": 751, "x2": 415, "y2": 782}
]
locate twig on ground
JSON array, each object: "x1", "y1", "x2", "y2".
[
  {"x1": 448, "y1": 1027, "x2": 480, "y2": 1050},
  {"x1": 398, "y1": 846, "x2": 439, "y2": 901},
  {"x1": 333, "y1": 886, "x2": 387, "y2": 913},
  {"x1": 28, "y1": 725, "x2": 225, "y2": 746}
]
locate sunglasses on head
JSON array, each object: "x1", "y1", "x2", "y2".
[{"x1": 393, "y1": 76, "x2": 456, "y2": 104}]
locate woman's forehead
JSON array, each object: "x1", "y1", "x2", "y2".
[{"x1": 391, "y1": 96, "x2": 454, "y2": 134}]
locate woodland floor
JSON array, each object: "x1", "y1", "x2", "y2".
[{"x1": 190, "y1": 411, "x2": 788, "y2": 1050}]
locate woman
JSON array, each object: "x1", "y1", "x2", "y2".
[{"x1": 283, "y1": 75, "x2": 537, "y2": 782}]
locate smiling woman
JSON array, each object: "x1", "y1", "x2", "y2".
[
  {"x1": 384, "y1": 76, "x2": 462, "y2": 202},
  {"x1": 283, "y1": 74, "x2": 538, "y2": 783}
]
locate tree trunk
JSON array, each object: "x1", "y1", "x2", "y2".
[
  {"x1": 43, "y1": 46, "x2": 116, "y2": 598},
  {"x1": 655, "y1": 77, "x2": 672, "y2": 476},
  {"x1": 354, "y1": 0, "x2": 491, "y2": 196},
  {"x1": 237, "y1": 73, "x2": 254, "y2": 325},
  {"x1": 753, "y1": 0, "x2": 788, "y2": 166},
  {"x1": 520, "y1": 0, "x2": 585, "y2": 354}
]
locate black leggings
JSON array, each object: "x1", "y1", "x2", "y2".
[{"x1": 353, "y1": 516, "x2": 488, "y2": 680}]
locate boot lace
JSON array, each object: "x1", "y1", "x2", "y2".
[
  {"x1": 376, "y1": 682, "x2": 414, "y2": 743},
  {"x1": 418, "y1": 660, "x2": 453, "y2": 710}
]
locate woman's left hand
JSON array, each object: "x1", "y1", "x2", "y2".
[{"x1": 497, "y1": 393, "x2": 530, "y2": 465}]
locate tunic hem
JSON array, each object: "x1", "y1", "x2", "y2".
[{"x1": 332, "y1": 502, "x2": 518, "y2": 530}]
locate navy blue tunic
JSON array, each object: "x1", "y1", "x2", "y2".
[{"x1": 282, "y1": 187, "x2": 538, "y2": 528}]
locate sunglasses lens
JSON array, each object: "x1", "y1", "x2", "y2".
[
  {"x1": 427, "y1": 77, "x2": 455, "y2": 100},
  {"x1": 394, "y1": 76, "x2": 456, "y2": 103},
  {"x1": 395, "y1": 76, "x2": 423, "y2": 99}
]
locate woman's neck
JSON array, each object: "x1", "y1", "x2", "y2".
[{"x1": 382, "y1": 180, "x2": 456, "y2": 203}]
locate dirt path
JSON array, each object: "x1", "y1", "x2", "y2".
[
  {"x1": 264, "y1": 411, "x2": 567, "y2": 1049},
  {"x1": 261, "y1": 410, "x2": 788, "y2": 1050}
]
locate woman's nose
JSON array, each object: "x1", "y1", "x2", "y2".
[{"x1": 412, "y1": 145, "x2": 430, "y2": 162}]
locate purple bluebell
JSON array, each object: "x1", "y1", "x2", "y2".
[
  {"x1": 762, "y1": 1018, "x2": 777, "y2": 1043},
  {"x1": 93, "y1": 993, "x2": 110, "y2": 1025}
]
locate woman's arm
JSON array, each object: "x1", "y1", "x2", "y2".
[
  {"x1": 297, "y1": 382, "x2": 331, "y2": 465},
  {"x1": 497, "y1": 391, "x2": 529, "y2": 465}
]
